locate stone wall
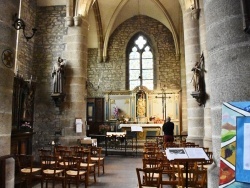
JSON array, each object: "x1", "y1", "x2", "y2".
[
  {"x1": 16, "y1": 0, "x2": 37, "y2": 78},
  {"x1": 32, "y1": 6, "x2": 67, "y2": 157},
  {"x1": 87, "y1": 15, "x2": 180, "y2": 97}
]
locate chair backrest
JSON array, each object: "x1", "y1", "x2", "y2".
[
  {"x1": 144, "y1": 142, "x2": 157, "y2": 147},
  {"x1": 70, "y1": 146, "x2": 81, "y2": 156},
  {"x1": 15, "y1": 154, "x2": 34, "y2": 172},
  {"x1": 38, "y1": 148, "x2": 51, "y2": 156},
  {"x1": 144, "y1": 146, "x2": 160, "y2": 153},
  {"x1": 177, "y1": 161, "x2": 206, "y2": 188},
  {"x1": 142, "y1": 158, "x2": 163, "y2": 169},
  {"x1": 161, "y1": 159, "x2": 179, "y2": 186},
  {"x1": 76, "y1": 150, "x2": 91, "y2": 163},
  {"x1": 40, "y1": 155, "x2": 59, "y2": 170},
  {"x1": 143, "y1": 151, "x2": 163, "y2": 159},
  {"x1": 62, "y1": 156, "x2": 80, "y2": 169},
  {"x1": 136, "y1": 168, "x2": 162, "y2": 188},
  {"x1": 89, "y1": 146, "x2": 102, "y2": 158},
  {"x1": 59, "y1": 149, "x2": 72, "y2": 158}
]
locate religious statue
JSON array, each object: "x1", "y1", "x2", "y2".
[
  {"x1": 136, "y1": 91, "x2": 146, "y2": 117},
  {"x1": 191, "y1": 53, "x2": 204, "y2": 92},
  {"x1": 190, "y1": 53, "x2": 207, "y2": 106},
  {"x1": 22, "y1": 80, "x2": 35, "y2": 122},
  {"x1": 52, "y1": 57, "x2": 65, "y2": 94}
]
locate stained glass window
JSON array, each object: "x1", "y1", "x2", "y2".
[{"x1": 128, "y1": 35, "x2": 153, "y2": 90}]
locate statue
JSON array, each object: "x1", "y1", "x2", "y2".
[
  {"x1": 191, "y1": 53, "x2": 204, "y2": 92},
  {"x1": 190, "y1": 53, "x2": 207, "y2": 106},
  {"x1": 136, "y1": 91, "x2": 146, "y2": 117},
  {"x1": 52, "y1": 57, "x2": 65, "y2": 94}
]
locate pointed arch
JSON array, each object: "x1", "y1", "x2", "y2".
[
  {"x1": 103, "y1": 0, "x2": 180, "y2": 62},
  {"x1": 92, "y1": 0, "x2": 104, "y2": 63}
]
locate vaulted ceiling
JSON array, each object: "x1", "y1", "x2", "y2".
[{"x1": 37, "y1": 0, "x2": 193, "y2": 50}]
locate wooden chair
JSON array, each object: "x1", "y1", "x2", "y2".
[
  {"x1": 54, "y1": 146, "x2": 68, "y2": 156},
  {"x1": 38, "y1": 148, "x2": 52, "y2": 156},
  {"x1": 40, "y1": 155, "x2": 65, "y2": 188},
  {"x1": 177, "y1": 161, "x2": 207, "y2": 188},
  {"x1": 59, "y1": 149, "x2": 72, "y2": 158},
  {"x1": 77, "y1": 150, "x2": 97, "y2": 184},
  {"x1": 143, "y1": 151, "x2": 163, "y2": 159},
  {"x1": 15, "y1": 154, "x2": 41, "y2": 188},
  {"x1": 89, "y1": 146, "x2": 105, "y2": 176},
  {"x1": 161, "y1": 159, "x2": 179, "y2": 187},
  {"x1": 64, "y1": 156, "x2": 88, "y2": 188},
  {"x1": 142, "y1": 158, "x2": 163, "y2": 169},
  {"x1": 136, "y1": 168, "x2": 162, "y2": 188},
  {"x1": 70, "y1": 146, "x2": 81, "y2": 156},
  {"x1": 144, "y1": 142, "x2": 157, "y2": 147},
  {"x1": 144, "y1": 146, "x2": 160, "y2": 153}
]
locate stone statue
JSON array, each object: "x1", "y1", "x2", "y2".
[
  {"x1": 137, "y1": 92, "x2": 146, "y2": 117},
  {"x1": 52, "y1": 57, "x2": 65, "y2": 94},
  {"x1": 191, "y1": 53, "x2": 204, "y2": 92}
]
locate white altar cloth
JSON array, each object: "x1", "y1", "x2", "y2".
[{"x1": 119, "y1": 124, "x2": 162, "y2": 132}]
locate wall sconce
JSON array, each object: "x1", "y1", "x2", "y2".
[{"x1": 12, "y1": 14, "x2": 37, "y2": 41}]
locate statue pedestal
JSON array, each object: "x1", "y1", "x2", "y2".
[{"x1": 51, "y1": 93, "x2": 66, "y2": 107}]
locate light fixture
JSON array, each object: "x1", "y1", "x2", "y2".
[{"x1": 12, "y1": 13, "x2": 37, "y2": 41}]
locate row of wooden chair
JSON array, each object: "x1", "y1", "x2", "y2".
[
  {"x1": 137, "y1": 141, "x2": 213, "y2": 188},
  {"x1": 15, "y1": 146, "x2": 105, "y2": 188}
]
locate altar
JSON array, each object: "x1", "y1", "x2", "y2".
[{"x1": 119, "y1": 124, "x2": 163, "y2": 140}]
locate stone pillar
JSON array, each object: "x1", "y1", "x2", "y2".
[
  {"x1": 0, "y1": 0, "x2": 19, "y2": 187},
  {"x1": 204, "y1": 0, "x2": 250, "y2": 187},
  {"x1": 199, "y1": 0, "x2": 212, "y2": 149},
  {"x1": 183, "y1": 8, "x2": 204, "y2": 146},
  {"x1": 65, "y1": 0, "x2": 74, "y2": 26},
  {"x1": 61, "y1": 16, "x2": 88, "y2": 145}
]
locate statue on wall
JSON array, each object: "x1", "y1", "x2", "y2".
[
  {"x1": 22, "y1": 82, "x2": 35, "y2": 122},
  {"x1": 191, "y1": 54, "x2": 204, "y2": 92},
  {"x1": 190, "y1": 53, "x2": 207, "y2": 106},
  {"x1": 52, "y1": 57, "x2": 65, "y2": 94}
]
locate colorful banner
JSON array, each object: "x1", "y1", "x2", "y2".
[{"x1": 219, "y1": 102, "x2": 250, "y2": 188}]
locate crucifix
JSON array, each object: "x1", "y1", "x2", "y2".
[{"x1": 155, "y1": 86, "x2": 171, "y2": 122}]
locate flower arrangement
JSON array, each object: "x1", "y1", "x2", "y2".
[
  {"x1": 113, "y1": 105, "x2": 119, "y2": 119},
  {"x1": 99, "y1": 124, "x2": 110, "y2": 134}
]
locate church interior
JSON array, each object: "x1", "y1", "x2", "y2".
[{"x1": 0, "y1": 0, "x2": 250, "y2": 187}]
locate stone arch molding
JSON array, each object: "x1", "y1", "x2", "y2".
[{"x1": 73, "y1": 0, "x2": 180, "y2": 62}]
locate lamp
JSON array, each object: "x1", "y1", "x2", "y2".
[{"x1": 12, "y1": 13, "x2": 37, "y2": 41}]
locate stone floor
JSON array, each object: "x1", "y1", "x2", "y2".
[
  {"x1": 32, "y1": 155, "x2": 141, "y2": 188},
  {"x1": 31, "y1": 154, "x2": 172, "y2": 188}
]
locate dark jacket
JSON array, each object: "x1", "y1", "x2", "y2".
[{"x1": 163, "y1": 121, "x2": 174, "y2": 136}]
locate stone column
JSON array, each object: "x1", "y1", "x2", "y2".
[
  {"x1": 199, "y1": 0, "x2": 212, "y2": 149},
  {"x1": 0, "y1": 0, "x2": 19, "y2": 186},
  {"x1": 204, "y1": 0, "x2": 250, "y2": 187},
  {"x1": 183, "y1": 8, "x2": 204, "y2": 146},
  {"x1": 65, "y1": 0, "x2": 74, "y2": 26},
  {"x1": 61, "y1": 16, "x2": 88, "y2": 145}
]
